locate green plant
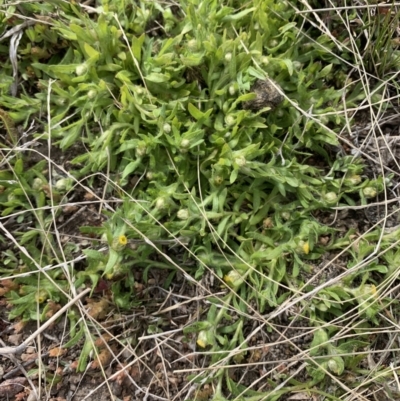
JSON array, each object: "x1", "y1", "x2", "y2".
[{"x1": 0, "y1": 0, "x2": 399, "y2": 399}]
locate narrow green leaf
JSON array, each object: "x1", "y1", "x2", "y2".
[
  {"x1": 222, "y1": 7, "x2": 255, "y2": 21},
  {"x1": 132, "y1": 33, "x2": 145, "y2": 62},
  {"x1": 188, "y1": 103, "x2": 204, "y2": 120},
  {"x1": 145, "y1": 72, "x2": 169, "y2": 83},
  {"x1": 83, "y1": 43, "x2": 100, "y2": 59}
]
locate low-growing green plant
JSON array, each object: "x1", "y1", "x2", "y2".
[{"x1": 1, "y1": 0, "x2": 399, "y2": 399}]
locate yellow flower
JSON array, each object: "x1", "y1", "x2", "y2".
[
  {"x1": 35, "y1": 289, "x2": 48, "y2": 303},
  {"x1": 111, "y1": 235, "x2": 128, "y2": 251},
  {"x1": 118, "y1": 235, "x2": 127, "y2": 246},
  {"x1": 223, "y1": 270, "x2": 244, "y2": 289}
]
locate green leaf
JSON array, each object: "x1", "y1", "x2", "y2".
[
  {"x1": 122, "y1": 159, "x2": 142, "y2": 179},
  {"x1": 83, "y1": 43, "x2": 100, "y2": 59},
  {"x1": 132, "y1": 33, "x2": 145, "y2": 62},
  {"x1": 328, "y1": 356, "x2": 345, "y2": 375},
  {"x1": 145, "y1": 72, "x2": 169, "y2": 83},
  {"x1": 83, "y1": 249, "x2": 105, "y2": 261},
  {"x1": 104, "y1": 249, "x2": 121, "y2": 276},
  {"x1": 20, "y1": 230, "x2": 40, "y2": 245},
  {"x1": 63, "y1": 324, "x2": 85, "y2": 348},
  {"x1": 180, "y1": 53, "x2": 204, "y2": 66},
  {"x1": 310, "y1": 329, "x2": 329, "y2": 356},
  {"x1": 14, "y1": 158, "x2": 24, "y2": 175},
  {"x1": 222, "y1": 7, "x2": 255, "y2": 21},
  {"x1": 281, "y1": 58, "x2": 294, "y2": 76},
  {"x1": 230, "y1": 169, "x2": 239, "y2": 184},
  {"x1": 279, "y1": 22, "x2": 297, "y2": 34},
  {"x1": 188, "y1": 103, "x2": 204, "y2": 120},
  {"x1": 318, "y1": 64, "x2": 333, "y2": 78}
]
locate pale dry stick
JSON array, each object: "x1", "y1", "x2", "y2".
[
  {"x1": 0, "y1": 199, "x2": 130, "y2": 222},
  {"x1": 329, "y1": 11, "x2": 397, "y2": 223},
  {"x1": 345, "y1": 365, "x2": 400, "y2": 401},
  {"x1": 148, "y1": 292, "x2": 227, "y2": 317},
  {"x1": 295, "y1": 2, "x2": 400, "y2": 102},
  {"x1": 174, "y1": 346, "x2": 400, "y2": 373},
  {"x1": 155, "y1": 338, "x2": 170, "y2": 396},
  {"x1": 390, "y1": 362, "x2": 400, "y2": 393},
  {"x1": 99, "y1": 171, "x2": 279, "y2": 325},
  {"x1": 0, "y1": 220, "x2": 78, "y2": 299},
  {"x1": 314, "y1": 91, "x2": 400, "y2": 116},
  {"x1": 45, "y1": 79, "x2": 77, "y2": 292},
  {"x1": 317, "y1": 279, "x2": 400, "y2": 398},
  {"x1": 231, "y1": 293, "x2": 385, "y2": 400},
  {"x1": 332, "y1": 197, "x2": 400, "y2": 210},
  {"x1": 298, "y1": 0, "x2": 342, "y2": 50},
  {"x1": 297, "y1": 3, "x2": 400, "y2": 13},
  {"x1": 291, "y1": 6, "x2": 400, "y2": 111},
  {"x1": 79, "y1": 332, "x2": 179, "y2": 401},
  {"x1": 166, "y1": 152, "x2": 394, "y2": 399},
  {"x1": 334, "y1": 4, "x2": 392, "y2": 145},
  {"x1": 98, "y1": 129, "x2": 111, "y2": 215},
  {"x1": 0, "y1": 288, "x2": 90, "y2": 355},
  {"x1": 220, "y1": 250, "x2": 400, "y2": 395},
  {"x1": 76, "y1": 299, "x2": 175, "y2": 400},
  {"x1": 231, "y1": 23, "x2": 396, "y2": 306},
  {"x1": 264, "y1": 362, "x2": 308, "y2": 395},
  {"x1": 0, "y1": 246, "x2": 107, "y2": 281},
  {"x1": 113, "y1": 14, "x2": 151, "y2": 103},
  {"x1": 0, "y1": 20, "x2": 36, "y2": 42},
  {"x1": 338, "y1": 5, "x2": 400, "y2": 176},
  {"x1": 0, "y1": 148, "x2": 86, "y2": 318},
  {"x1": 42, "y1": 78, "x2": 65, "y2": 400}
]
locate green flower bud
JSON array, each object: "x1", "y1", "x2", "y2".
[
  {"x1": 55, "y1": 178, "x2": 72, "y2": 192},
  {"x1": 163, "y1": 123, "x2": 171, "y2": 133},
  {"x1": 234, "y1": 156, "x2": 246, "y2": 167},
  {"x1": 324, "y1": 192, "x2": 338, "y2": 204},
  {"x1": 224, "y1": 270, "x2": 244, "y2": 289},
  {"x1": 135, "y1": 144, "x2": 147, "y2": 157},
  {"x1": 180, "y1": 139, "x2": 190, "y2": 149},
  {"x1": 32, "y1": 178, "x2": 44, "y2": 191},
  {"x1": 345, "y1": 175, "x2": 362, "y2": 186},
  {"x1": 225, "y1": 115, "x2": 236, "y2": 126},
  {"x1": 87, "y1": 89, "x2": 97, "y2": 99},
  {"x1": 293, "y1": 61, "x2": 302, "y2": 70},
  {"x1": 229, "y1": 85, "x2": 236, "y2": 95},
  {"x1": 328, "y1": 357, "x2": 344, "y2": 375},
  {"x1": 213, "y1": 176, "x2": 224, "y2": 186},
  {"x1": 156, "y1": 197, "x2": 166, "y2": 210},
  {"x1": 197, "y1": 330, "x2": 212, "y2": 348},
  {"x1": 117, "y1": 52, "x2": 126, "y2": 60},
  {"x1": 261, "y1": 56, "x2": 269, "y2": 65},
  {"x1": 177, "y1": 209, "x2": 189, "y2": 220},
  {"x1": 225, "y1": 52, "x2": 232, "y2": 62},
  {"x1": 75, "y1": 63, "x2": 88, "y2": 76},
  {"x1": 363, "y1": 187, "x2": 377, "y2": 198},
  {"x1": 187, "y1": 39, "x2": 197, "y2": 51}
]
